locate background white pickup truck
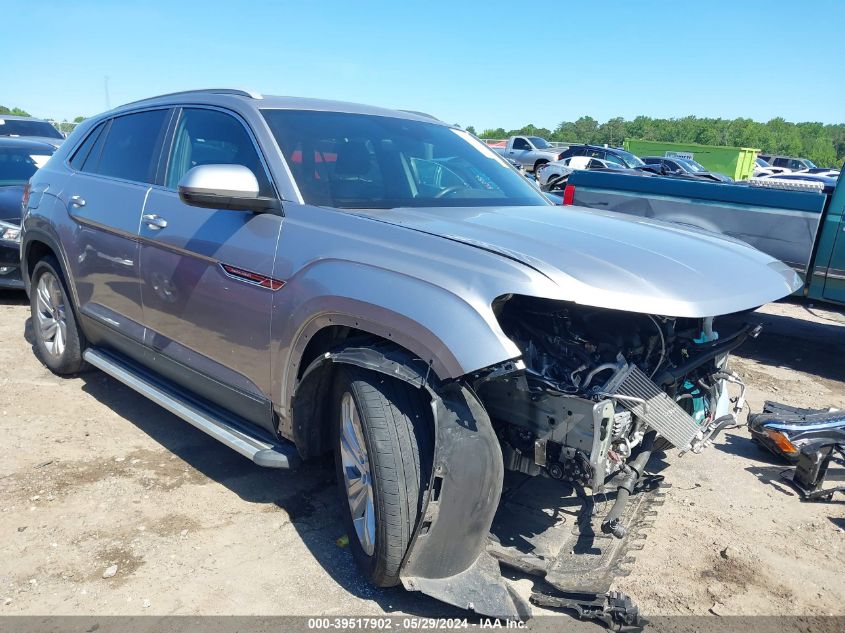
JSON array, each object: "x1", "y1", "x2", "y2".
[{"x1": 487, "y1": 135, "x2": 566, "y2": 173}]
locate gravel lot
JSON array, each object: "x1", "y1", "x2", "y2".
[{"x1": 0, "y1": 290, "x2": 843, "y2": 622}]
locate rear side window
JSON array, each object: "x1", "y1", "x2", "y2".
[
  {"x1": 165, "y1": 108, "x2": 273, "y2": 195},
  {"x1": 95, "y1": 109, "x2": 169, "y2": 183},
  {"x1": 69, "y1": 122, "x2": 106, "y2": 171}
]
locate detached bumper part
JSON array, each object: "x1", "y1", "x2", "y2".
[
  {"x1": 532, "y1": 590, "x2": 642, "y2": 630},
  {"x1": 749, "y1": 401, "x2": 844, "y2": 501},
  {"x1": 782, "y1": 443, "x2": 844, "y2": 501},
  {"x1": 749, "y1": 400, "x2": 845, "y2": 462}
]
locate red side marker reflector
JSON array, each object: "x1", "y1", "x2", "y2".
[
  {"x1": 221, "y1": 264, "x2": 286, "y2": 291},
  {"x1": 562, "y1": 184, "x2": 575, "y2": 206}
]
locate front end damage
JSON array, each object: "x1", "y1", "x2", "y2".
[
  {"x1": 397, "y1": 297, "x2": 759, "y2": 623},
  {"x1": 305, "y1": 298, "x2": 760, "y2": 623}
]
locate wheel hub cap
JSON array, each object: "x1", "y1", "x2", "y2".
[
  {"x1": 339, "y1": 392, "x2": 375, "y2": 555},
  {"x1": 35, "y1": 273, "x2": 67, "y2": 358}
]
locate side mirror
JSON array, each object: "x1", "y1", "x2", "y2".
[{"x1": 177, "y1": 164, "x2": 281, "y2": 214}]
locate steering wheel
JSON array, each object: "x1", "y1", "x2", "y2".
[{"x1": 434, "y1": 185, "x2": 464, "y2": 199}]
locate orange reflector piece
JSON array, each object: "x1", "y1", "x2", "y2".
[{"x1": 764, "y1": 429, "x2": 798, "y2": 454}]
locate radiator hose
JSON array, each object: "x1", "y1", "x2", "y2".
[{"x1": 601, "y1": 431, "x2": 657, "y2": 539}]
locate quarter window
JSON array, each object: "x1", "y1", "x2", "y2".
[
  {"x1": 165, "y1": 108, "x2": 272, "y2": 195},
  {"x1": 69, "y1": 122, "x2": 106, "y2": 171},
  {"x1": 95, "y1": 110, "x2": 169, "y2": 183}
]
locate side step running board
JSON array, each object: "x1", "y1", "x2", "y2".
[{"x1": 83, "y1": 348, "x2": 299, "y2": 469}]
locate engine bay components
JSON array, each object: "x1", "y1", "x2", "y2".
[
  {"x1": 602, "y1": 363, "x2": 702, "y2": 451},
  {"x1": 478, "y1": 296, "x2": 751, "y2": 498}
]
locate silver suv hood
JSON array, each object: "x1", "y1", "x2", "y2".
[{"x1": 352, "y1": 204, "x2": 802, "y2": 318}]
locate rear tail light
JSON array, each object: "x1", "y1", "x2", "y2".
[
  {"x1": 562, "y1": 184, "x2": 575, "y2": 206},
  {"x1": 558, "y1": 153, "x2": 565, "y2": 161},
  {"x1": 22, "y1": 183, "x2": 31, "y2": 208}
]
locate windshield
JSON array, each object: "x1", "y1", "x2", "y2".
[
  {"x1": 802, "y1": 159, "x2": 817, "y2": 169},
  {"x1": 528, "y1": 136, "x2": 551, "y2": 149},
  {"x1": 262, "y1": 110, "x2": 549, "y2": 209},
  {"x1": 756, "y1": 157, "x2": 771, "y2": 167},
  {"x1": 676, "y1": 158, "x2": 706, "y2": 172},
  {"x1": 614, "y1": 149, "x2": 645, "y2": 168},
  {"x1": 0, "y1": 147, "x2": 53, "y2": 186},
  {"x1": 0, "y1": 119, "x2": 63, "y2": 140}
]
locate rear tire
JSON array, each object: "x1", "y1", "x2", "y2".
[
  {"x1": 30, "y1": 256, "x2": 86, "y2": 375},
  {"x1": 332, "y1": 366, "x2": 433, "y2": 587}
]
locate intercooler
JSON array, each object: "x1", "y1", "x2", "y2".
[{"x1": 602, "y1": 363, "x2": 702, "y2": 451}]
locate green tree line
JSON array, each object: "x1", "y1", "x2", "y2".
[
  {"x1": 1, "y1": 105, "x2": 85, "y2": 134},
  {"x1": 476, "y1": 116, "x2": 845, "y2": 168},
  {"x1": 5, "y1": 104, "x2": 843, "y2": 168}
]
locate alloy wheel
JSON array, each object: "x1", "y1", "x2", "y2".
[
  {"x1": 339, "y1": 392, "x2": 376, "y2": 555},
  {"x1": 34, "y1": 272, "x2": 67, "y2": 358}
]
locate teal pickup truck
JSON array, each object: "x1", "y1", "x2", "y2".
[{"x1": 561, "y1": 170, "x2": 845, "y2": 306}]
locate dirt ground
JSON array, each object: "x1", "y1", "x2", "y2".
[{"x1": 0, "y1": 290, "x2": 843, "y2": 622}]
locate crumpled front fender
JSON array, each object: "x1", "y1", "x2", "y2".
[
  {"x1": 299, "y1": 343, "x2": 528, "y2": 618},
  {"x1": 400, "y1": 380, "x2": 529, "y2": 619}
]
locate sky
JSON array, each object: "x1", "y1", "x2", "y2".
[{"x1": 3, "y1": 0, "x2": 844, "y2": 130}]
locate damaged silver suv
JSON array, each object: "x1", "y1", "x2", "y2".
[{"x1": 22, "y1": 89, "x2": 801, "y2": 622}]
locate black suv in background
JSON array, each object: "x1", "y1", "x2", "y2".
[
  {"x1": 559, "y1": 144, "x2": 646, "y2": 169},
  {"x1": 0, "y1": 137, "x2": 56, "y2": 288},
  {"x1": 641, "y1": 156, "x2": 733, "y2": 182},
  {"x1": 0, "y1": 115, "x2": 65, "y2": 148}
]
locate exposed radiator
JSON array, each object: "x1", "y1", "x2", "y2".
[{"x1": 602, "y1": 363, "x2": 702, "y2": 450}]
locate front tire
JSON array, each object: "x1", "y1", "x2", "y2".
[
  {"x1": 30, "y1": 257, "x2": 85, "y2": 375},
  {"x1": 332, "y1": 366, "x2": 432, "y2": 587}
]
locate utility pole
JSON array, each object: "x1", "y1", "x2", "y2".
[{"x1": 104, "y1": 76, "x2": 111, "y2": 110}]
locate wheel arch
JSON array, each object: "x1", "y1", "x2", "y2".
[
  {"x1": 533, "y1": 158, "x2": 549, "y2": 172},
  {"x1": 21, "y1": 228, "x2": 78, "y2": 306},
  {"x1": 287, "y1": 334, "x2": 437, "y2": 460}
]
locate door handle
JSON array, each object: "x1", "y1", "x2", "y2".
[
  {"x1": 69, "y1": 195, "x2": 86, "y2": 208},
  {"x1": 142, "y1": 213, "x2": 168, "y2": 230}
]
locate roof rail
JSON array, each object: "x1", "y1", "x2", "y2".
[
  {"x1": 119, "y1": 88, "x2": 263, "y2": 108},
  {"x1": 398, "y1": 109, "x2": 441, "y2": 121}
]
